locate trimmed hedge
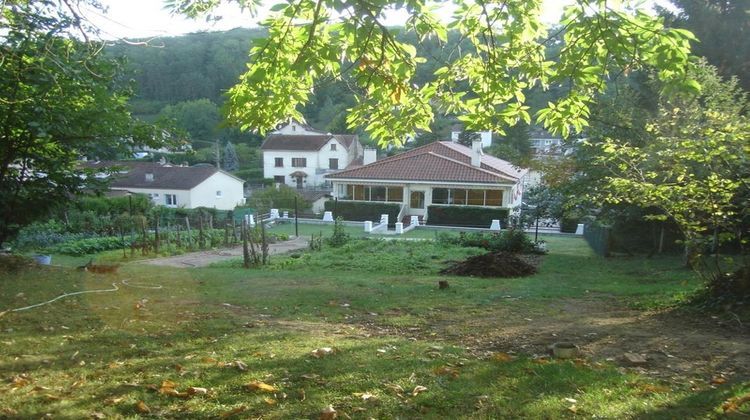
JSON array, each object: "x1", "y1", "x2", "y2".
[
  {"x1": 324, "y1": 200, "x2": 401, "y2": 223},
  {"x1": 560, "y1": 217, "x2": 580, "y2": 233},
  {"x1": 427, "y1": 205, "x2": 509, "y2": 228}
]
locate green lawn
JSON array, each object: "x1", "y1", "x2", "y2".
[{"x1": 0, "y1": 236, "x2": 747, "y2": 419}]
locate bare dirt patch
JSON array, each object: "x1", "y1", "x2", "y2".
[
  {"x1": 138, "y1": 237, "x2": 309, "y2": 268},
  {"x1": 349, "y1": 297, "x2": 750, "y2": 382}
]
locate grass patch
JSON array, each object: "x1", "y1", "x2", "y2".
[{"x1": 0, "y1": 236, "x2": 739, "y2": 419}]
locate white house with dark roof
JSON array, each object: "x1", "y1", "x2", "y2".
[
  {"x1": 326, "y1": 140, "x2": 527, "y2": 223},
  {"x1": 261, "y1": 121, "x2": 363, "y2": 188},
  {"x1": 87, "y1": 161, "x2": 246, "y2": 210}
]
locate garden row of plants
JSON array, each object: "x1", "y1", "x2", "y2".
[{"x1": 9, "y1": 194, "x2": 287, "y2": 257}]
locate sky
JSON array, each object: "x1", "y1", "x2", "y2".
[{"x1": 85, "y1": 0, "x2": 577, "y2": 40}]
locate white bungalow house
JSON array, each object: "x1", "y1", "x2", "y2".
[
  {"x1": 87, "y1": 161, "x2": 246, "y2": 210},
  {"x1": 326, "y1": 140, "x2": 527, "y2": 224},
  {"x1": 261, "y1": 121, "x2": 363, "y2": 188}
]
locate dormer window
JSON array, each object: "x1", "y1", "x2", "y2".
[{"x1": 145, "y1": 172, "x2": 154, "y2": 182}]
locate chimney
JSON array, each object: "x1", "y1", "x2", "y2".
[
  {"x1": 471, "y1": 139, "x2": 483, "y2": 167},
  {"x1": 145, "y1": 172, "x2": 154, "y2": 182},
  {"x1": 363, "y1": 147, "x2": 377, "y2": 165}
]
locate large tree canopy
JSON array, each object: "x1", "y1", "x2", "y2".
[
  {"x1": 583, "y1": 61, "x2": 749, "y2": 282},
  {"x1": 0, "y1": 1, "x2": 166, "y2": 245},
  {"x1": 661, "y1": 0, "x2": 750, "y2": 92},
  {"x1": 168, "y1": 0, "x2": 697, "y2": 145}
]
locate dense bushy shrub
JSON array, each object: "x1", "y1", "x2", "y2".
[
  {"x1": 427, "y1": 205, "x2": 509, "y2": 228},
  {"x1": 250, "y1": 185, "x2": 311, "y2": 212},
  {"x1": 560, "y1": 218, "x2": 580, "y2": 233},
  {"x1": 233, "y1": 168, "x2": 263, "y2": 181},
  {"x1": 437, "y1": 228, "x2": 539, "y2": 254},
  {"x1": 324, "y1": 201, "x2": 400, "y2": 223}
]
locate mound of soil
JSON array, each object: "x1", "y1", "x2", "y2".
[{"x1": 440, "y1": 251, "x2": 537, "y2": 278}]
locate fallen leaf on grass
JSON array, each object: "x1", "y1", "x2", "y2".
[
  {"x1": 220, "y1": 405, "x2": 247, "y2": 418},
  {"x1": 353, "y1": 392, "x2": 377, "y2": 402},
  {"x1": 639, "y1": 384, "x2": 671, "y2": 394},
  {"x1": 722, "y1": 393, "x2": 750, "y2": 413},
  {"x1": 433, "y1": 366, "x2": 460, "y2": 378},
  {"x1": 711, "y1": 377, "x2": 727, "y2": 385},
  {"x1": 135, "y1": 401, "x2": 150, "y2": 414},
  {"x1": 104, "y1": 396, "x2": 124, "y2": 405},
  {"x1": 187, "y1": 387, "x2": 208, "y2": 396},
  {"x1": 301, "y1": 374, "x2": 320, "y2": 380},
  {"x1": 491, "y1": 352, "x2": 514, "y2": 362},
  {"x1": 232, "y1": 360, "x2": 248, "y2": 371},
  {"x1": 160, "y1": 380, "x2": 178, "y2": 390},
  {"x1": 158, "y1": 380, "x2": 190, "y2": 398},
  {"x1": 91, "y1": 412, "x2": 106, "y2": 420},
  {"x1": 384, "y1": 383, "x2": 404, "y2": 395},
  {"x1": 311, "y1": 347, "x2": 336, "y2": 358},
  {"x1": 320, "y1": 405, "x2": 337, "y2": 419},
  {"x1": 412, "y1": 385, "x2": 428, "y2": 396},
  {"x1": 263, "y1": 397, "x2": 278, "y2": 405},
  {"x1": 567, "y1": 405, "x2": 578, "y2": 413},
  {"x1": 202, "y1": 357, "x2": 218, "y2": 364},
  {"x1": 9, "y1": 375, "x2": 31, "y2": 389},
  {"x1": 245, "y1": 381, "x2": 278, "y2": 393}
]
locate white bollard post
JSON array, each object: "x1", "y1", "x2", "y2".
[
  {"x1": 395, "y1": 222, "x2": 404, "y2": 234},
  {"x1": 364, "y1": 221, "x2": 373, "y2": 233},
  {"x1": 575, "y1": 223, "x2": 585, "y2": 235},
  {"x1": 270, "y1": 209, "x2": 280, "y2": 219},
  {"x1": 410, "y1": 216, "x2": 419, "y2": 227},
  {"x1": 323, "y1": 211, "x2": 334, "y2": 222},
  {"x1": 283, "y1": 211, "x2": 289, "y2": 219},
  {"x1": 490, "y1": 219, "x2": 501, "y2": 231},
  {"x1": 380, "y1": 214, "x2": 388, "y2": 225}
]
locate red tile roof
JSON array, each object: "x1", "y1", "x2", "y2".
[{"x1": 327, "y1": 142, "x2": 527, "y2": 184}]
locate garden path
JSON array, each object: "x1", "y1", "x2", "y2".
[{"x1": 137, "y1": 236, "x2": 309, "y2": 267}]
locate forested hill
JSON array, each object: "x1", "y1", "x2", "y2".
[
  {"x1": 106, "y1": 26, "x2": 556, "y2": 144},
  {"x1": 107, "y1": 28, "x2": 265, "y2": 117}
]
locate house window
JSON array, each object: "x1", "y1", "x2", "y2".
[
  {"x1": 216, "y1": 190, "x2": 222, "y2": 198},
  {"x1": 343, "y1": 184, "x2": 404, "y2": 202},
  {"x1": 165, "y1": 194, "x2": 177, "y2": 206},
  {"x1": 467, "y1": 189, "x2": 485, "y2": 206},
  {"x1": 330, "y1": 143, "x2": 337, "y2": 151},
  {"x1": 432, "y1": 188, "x2": 449, "y2": 204},
  {"x1": 329, "y1": 158, "x2": 339, "y2": 170},
  {"x1": 452, "y1": 189, "x2": 468, "y2": 205},
  {"x1": 386, "y1": 187, "x2": 403, "y2": 202},
  {"x1": 274, "y1": 175, "x2": 285, "y2": 184},
  {"x1": 431, "y1": 188, "x2": 503, "y2": 206},
  {"x1": 371, "y1": 186, "x2": 386, "y2": 201},
  {"x1": 485, "y1": 190, "x2": 503, "y2": 206},
  {"x1": 291, "y1": 158, "x2": 306, "y2": 167},
  {"x1": 275, "y1": 157, "x2": 283, "y2": 167}
]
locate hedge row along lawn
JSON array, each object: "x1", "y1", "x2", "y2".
[{"x1": 0, "y1": 236, "x2": 748, "y2": 418}]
